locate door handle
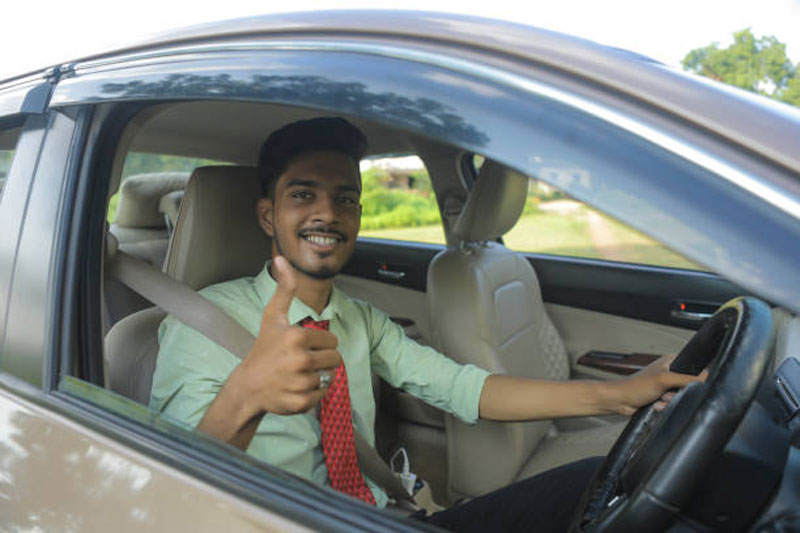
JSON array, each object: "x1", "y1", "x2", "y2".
[
  {"x1": 377, "y1": 269, "x2": 406, "y2": 280},
  {"x1": 670, "y1": 309, "x2": 713, "y2": 323}
]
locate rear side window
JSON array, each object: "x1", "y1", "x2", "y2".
[{"x1": 358, "y1": 155, "x2": 444, "y2": 245}]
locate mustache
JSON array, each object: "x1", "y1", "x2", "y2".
[{"x1": 298, "y1": 226, "x2": 348, "y2": 242}]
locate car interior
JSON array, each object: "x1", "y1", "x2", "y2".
[{"x1": 93, "y1": 98, "x2": 800, "y2": 513}]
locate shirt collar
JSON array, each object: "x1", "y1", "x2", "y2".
[{"x1": 254, "y1": 261, "x2": 345, "y2": 324}]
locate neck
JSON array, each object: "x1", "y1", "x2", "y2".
[
  {"x1": 268, "y1": 262, "x2": 334, "y2": 314},
  {"x1": 294, "y1": 274, "x2": 334, "y2": 314}
]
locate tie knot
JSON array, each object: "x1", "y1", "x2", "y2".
[{"x1": 299, "y1": 317, "x2": 330, "y2": 331}]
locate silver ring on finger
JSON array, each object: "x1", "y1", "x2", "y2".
[{"x1": 318, "y1": 370, "x2": 332, "y2": 389}]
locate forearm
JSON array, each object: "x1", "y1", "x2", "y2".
[
  {"x1": 478, "y1": 375, "x2": 624, "y2": 421},
  {"x1": 197, "y1": 368, "x2": 265, "y2": 450},
  {"x1": 479, "y1": 358, "x2": 702, "y2": 421}
]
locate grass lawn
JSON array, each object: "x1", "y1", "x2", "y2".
[
  {"x1": 362, "y1": 208, "x2": 702, "y2": 270},
  {"x1": 599, "y1": 216, "x2": 701, "y2": 270},
  {"x1": 503, "y1": 211, "x2": 600, "y2": 259},
  {"x1": 360, "y1": 225, "x2": 446, "y2": 244}
]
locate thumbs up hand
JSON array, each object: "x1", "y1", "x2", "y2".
[
  {"x1": 239, "y1": 256, "x2": 342, "y2": 415},
  {"x1": 197, "y1": 256, "x2": 342, "y2": 448}
]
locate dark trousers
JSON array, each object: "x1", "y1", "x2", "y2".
[{"x1": 419, "y1": 457, "x2": 603, "y2": 532}]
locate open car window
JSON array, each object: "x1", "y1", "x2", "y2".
[
  {"x1": 471, "y1": 154, "x2": 703, "y2": 270},
  {"x1": 502, "y1": 177, "x2": 703, "y2": 270},
  {"x1": 358, "y1": 155, "x2": 444, "y2": 245}
]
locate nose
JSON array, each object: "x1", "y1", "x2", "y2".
[{"x1": 310, "y1": 192, "x2": 337, "y2": 224}]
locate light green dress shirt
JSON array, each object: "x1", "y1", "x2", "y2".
[{"x1": 150, "y1": 263, "x2": 490, "y2": 507}]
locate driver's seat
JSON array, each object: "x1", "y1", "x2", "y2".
[
  {"x1": 105, "y1": 165, "x2": 269, "y2": 403},
  {"x1": 427, "y1": 160, "x2": 625, "y2": 500}
]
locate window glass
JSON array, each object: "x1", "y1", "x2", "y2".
[
  {"x1": 107, "y1": 152, "x2": 231, "y2": 223},
  {"x1": 0, "y1": 150, "x2": 14, "y2": 201},
  {"x1": 0, "y1": 127, "x2": 21, "y2": 203},
  {"x1": 358, "y1": 155, "x2": 444, "y2": 245},
  {"x1": 503, "y1": 176, "x2": 702, "y2": 270}
]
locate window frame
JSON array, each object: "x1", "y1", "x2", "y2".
[{"x1": 53, "y1": 101, "x2": 419, "y2": 531}]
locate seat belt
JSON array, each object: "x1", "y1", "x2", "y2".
[{"x1": 105, "y1": 241, "x2": 419, "y2": 509}]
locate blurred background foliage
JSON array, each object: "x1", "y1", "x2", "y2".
[
  {"x1": 682, "y1": 28, "x2": 800, "y2": 107},
  {"x1": 360, "y1": 166, "x2": 440, "y2": 230}
]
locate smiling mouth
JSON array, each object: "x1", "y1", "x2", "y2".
[
  {"x1": 299, "y1": 229, "x2": 346, "y2": 248},
  {"x1": 303, "y1": 234, "x2": 340, "y2": 246}
]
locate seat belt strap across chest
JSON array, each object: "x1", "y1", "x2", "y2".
[{"x1": 105, "y1": 243, "x2": 418, "y2": 508}]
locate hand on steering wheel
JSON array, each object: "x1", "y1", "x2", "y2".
[{"x1": 572, "y1": 297, "x2": 774, "y2": 532}]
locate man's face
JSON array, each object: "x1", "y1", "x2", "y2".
[{"x1": 257, "y1": 150, "x2": 362, "y2": 280}]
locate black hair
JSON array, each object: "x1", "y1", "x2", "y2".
[{"x1": 257, "y1": 117, "x2": 368, "y2": 197}]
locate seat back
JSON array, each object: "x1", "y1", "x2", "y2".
[
  {"x1": 105, "y1": 165, "x2": 266, "y2": 403},
  {"x1": 105, "y1": 307, "x2": 167, "y2": 403},
  {"x1": 427, "y1": 161, "x2": 569, "y2": 499},
  {"x1": 164, "y1": 166, "x2": 269, "y2": 289}
]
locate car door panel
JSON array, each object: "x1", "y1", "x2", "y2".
[
  {"x1": 335, "y1": 274, "x2": 434, "y2": 346},
  {"x1": 345, "y1": 239, "x2": 746, "y2": 378},
  {"x1": 545, "y1": 303, "x2": 694, "y2": 380},
  {"x1": 0, "y1": 387, "x2": 309, "y2": 532}
]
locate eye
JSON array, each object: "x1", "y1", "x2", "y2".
[
  {"x1": 337, "y1": 195, "x2": 358, "y2": 206},
  {"x1": 290, "y1": 189, "x2": 314, "y2": 200}
]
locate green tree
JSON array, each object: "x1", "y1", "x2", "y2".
[{"x1": 682, "y1": 28, "x2": 799, "y2": 107}]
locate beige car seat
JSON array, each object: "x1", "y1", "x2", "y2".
[
  {"x1": 427, "y1": 160, "x2": 624, "y2": 500},
  {"x1": 105, "y1": 172, "x2": 190, "y2": 326},
  {"x1": 105, "y1": 165, "x2": 268, "y2": 403},
  {"x1": 110, "y1": 171, "x2": 191, "y2": 267}
]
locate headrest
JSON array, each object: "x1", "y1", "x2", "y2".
[
  {"x1": 158, "y1": 190, "x2": 184, "y2": 230},
  {"x1": 451, "y1": 160, "x2": 529, "y2": 243},
  {"x1": 164, "y1": 166, "x2": 271, "y2": 290},
  {"x1": 114, "y1": 172, "x2": 191, "y2": 228}
]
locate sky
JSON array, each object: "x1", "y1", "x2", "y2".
[{"x1": 3, "y1": 0, "x2": 799, "y2": 81}]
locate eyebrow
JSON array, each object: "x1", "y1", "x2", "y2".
[{"x1": 285, "y1": 178, "x2": 360, "y2": 194}]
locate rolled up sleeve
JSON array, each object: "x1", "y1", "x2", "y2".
[
  {"x1": 363, "y1": 303, "x2": 490, "y2": 424},
  {"x1": 150, "y1": 314, "x2": 240, "y2": 428}
]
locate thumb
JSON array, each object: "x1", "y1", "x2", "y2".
[{"x1": 261, "y1": 256, "x2": 297, "y2": 327}]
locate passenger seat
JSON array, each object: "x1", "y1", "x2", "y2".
[{"x1": 427, "y1": 160, "x2": 625, "y2": 500}]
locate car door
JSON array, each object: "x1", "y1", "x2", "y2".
[
  {"x1": 4, "y1": 12, "x2": 797, "y2": 529},
  {"x1": 341, "y1": 161, "x2": 745, "y2": 381},
  {"x1": 0, "y1": 79, "x2": 329, "y2": 529}
]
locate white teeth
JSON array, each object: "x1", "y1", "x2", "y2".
[{"x1": 306, "y1": 235, "x2": 338, "y2": 246}]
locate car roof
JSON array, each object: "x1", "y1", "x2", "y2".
[
  {"x1": 37, "y1": 10, "x2": 796, "y2": 177},
  {"x1": 4, "y1": 11, "x2": 799, "y2": 175}
]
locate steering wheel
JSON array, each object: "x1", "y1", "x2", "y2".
[{"x1": 571, "y1": 297, "x2": 774, "y2": 532}]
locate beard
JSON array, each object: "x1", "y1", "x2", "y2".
[{"x1": 273, "y1": 230, "x2": 342, "y2": 280}]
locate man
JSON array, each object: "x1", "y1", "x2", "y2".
[{"x1": 151, "y1": 117, "x2": 699, "y2": 531}]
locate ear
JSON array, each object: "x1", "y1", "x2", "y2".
[{"x1": 257, "y1": 197, "x2": 275, "y2": 237}]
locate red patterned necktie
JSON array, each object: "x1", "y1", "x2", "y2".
[{"x1": 298, "y1": 317, "x2": 376, "y2": 505}]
